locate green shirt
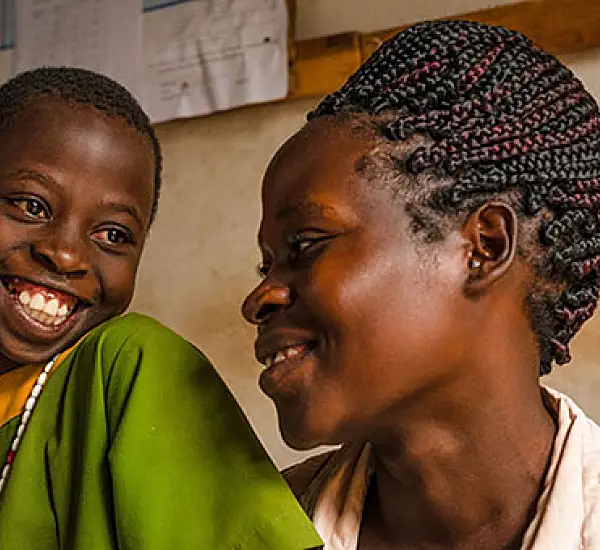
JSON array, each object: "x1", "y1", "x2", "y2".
[{"x1": 0, "y1": 313, "x2": 322, "y2": 549}]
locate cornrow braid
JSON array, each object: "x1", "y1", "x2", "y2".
[
  {"x1": 0, "y1": 67, "x2": 162, "y2": 224},
  {"x1": 309, "y1": 20, "x2": 600, "y2": 375}
]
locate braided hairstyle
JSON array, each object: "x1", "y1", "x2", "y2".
[
  {"x1": 0, "y1": 67, "x2": 162, "y2": 224},
  {"x1": 309, "y1": 20, "x2": 600, "y2": 375}
]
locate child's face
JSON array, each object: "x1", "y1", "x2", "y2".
[
  {"x1": 242, "y1": 119, "x2": 476, "y2": 449},
  {"x1": 0, "y1": 98, "x2": 154, "y2": 369}
]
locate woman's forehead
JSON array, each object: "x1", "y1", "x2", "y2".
[
  {"x1": 259, "y1": 143, "x2": 414, "y2": 251},
  {"x1": 261, "y1": 118, "x2": 429, "y2": 218},
  {"x1": 263, "y1": 121, "x2": 377, "y2": 199}
]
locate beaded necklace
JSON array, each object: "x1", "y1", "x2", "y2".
[{"x1": 0, "y1": 355, "x2": 57, "y2": 496}]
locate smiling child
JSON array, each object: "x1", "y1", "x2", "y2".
[{"x1": 0, "y1": 67, "x2": 321, "y2": 550}]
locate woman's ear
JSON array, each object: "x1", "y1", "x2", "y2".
[{"x1": 462, "y1": 201, "x2": 518, "y2": 296}]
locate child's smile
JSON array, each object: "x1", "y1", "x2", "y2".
[{"x1": 2, "y1": 276, "x2": 82, "y2": 331}]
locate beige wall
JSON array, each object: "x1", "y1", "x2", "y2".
[
  {"x1": 130, "y1": 2, "x2": 600, "y2": 468},
  {"x1": 295, "y1": 0, "x2": 520, "y2": 39},
  {"x1": 132, "y1": 98, "x2": 318, "y2": 467}
]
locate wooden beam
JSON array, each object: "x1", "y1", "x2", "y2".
[
  {"x1": 289, "y1": 0, "x2": 600, "y2": 100},
  {"x1": 288, "y1": 32, "x2": 362, "y2": 100}
]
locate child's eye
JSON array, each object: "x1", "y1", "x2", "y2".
[
  {"x1": 9, "y1": 197, "x2": 50, "y2": 220},
  {"x1": 92, "y1": 227, "x2": 134, "y2": 248}
]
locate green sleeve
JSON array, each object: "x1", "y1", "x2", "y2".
[{"x1": 96, "y1": 315, "x2": 321, "y2": 550}]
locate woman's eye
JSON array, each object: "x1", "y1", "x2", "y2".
[
  {"x1": 10, "y1": 198, "x2": 49, "y2": 220},
  {"x1": 291, "y1": 233, "x2": 328, "y2": 254},
  {"x1": 92, "y1": 227, "x2": 133, "y2": 247},
  {"x1": 257, "y1": 263, "x2": 271, "y2": 278},
  {"x1": 288, "y1": 233, "x2": 331, "y2": 267},
  {"x1": 294, "y1": 239, "x2": 313, "y2": 253}
]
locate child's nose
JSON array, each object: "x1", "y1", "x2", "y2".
[{"x1": 30, "y1": 237, "x2": 91, "y2": 278}]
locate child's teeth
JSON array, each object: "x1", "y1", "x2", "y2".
[
  {"x1": 44, "y1": 298, "x2": 59, "y2": 316},
  {"x1": 30, "y1": 309, "x2": 44, "y2": 321},
  {"x1": 18, "y1": 291, "x2": 31, "y2": 306},
  {"x1": 29, "y1": 293, "x2": 45, "y2": 311},
  {"x1": 11, "y1": 285, "x2": 75, "y2": 327},
  {"x1": 274, "y1": 351, "x2": 286, "y2": 364}
]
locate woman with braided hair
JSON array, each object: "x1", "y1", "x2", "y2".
[{"x1": 242, "y1": 20, "x2": 600, "y2": 550}]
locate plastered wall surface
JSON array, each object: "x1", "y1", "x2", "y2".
[
  {"x1": 130, "y1": 2, "x2": 600, "y2": 467},
  {"x1": 132, "y1": 98, "x2": 321, "y2": 466},
  {"x1": 295, "y1": 0, "x2": 520, "y2": 39}
]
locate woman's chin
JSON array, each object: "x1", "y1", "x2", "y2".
[
  {"x1": 278, "y1": 413, "x2": 339, "y2": 451},
  {"x1": 281, "y1": 432, "x2": 318, "y2": 451}
]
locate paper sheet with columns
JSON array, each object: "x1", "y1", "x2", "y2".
[
  {"x1": 8, "y1": 0, "x2": 288, "y2": 123},
  {"x1": 142, "y1": 0, "x2": 289, "y2": 123},
  {"x1": 0, "y1": 0, "x2": 14, "y2": 84},
  {"x1": 14, "y1": 0, "x2": 142, "y2": 99}
]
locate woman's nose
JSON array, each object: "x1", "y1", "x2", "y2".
[{"x1": 242, "y1": 280, "x2": 292, "y2": 325}]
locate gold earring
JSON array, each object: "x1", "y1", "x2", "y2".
[{"x1": 468, "y1": 256, "x2": 482, "y2": 270}]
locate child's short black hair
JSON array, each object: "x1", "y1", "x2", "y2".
[
  {"x1": 310, "y1": 20, "x2": 600, "y2": 375},
  {"x1": 0, "y1": 66, "x2": 162, "y2": 224}
]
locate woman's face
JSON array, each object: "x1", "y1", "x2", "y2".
[{"x1": 242, "y1": 119, "x2": 478, "y2": 450}]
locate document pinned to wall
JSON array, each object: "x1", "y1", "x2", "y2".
[
  {"x1": 14, "y1": 0, "x2": 142, "y2": 101},
  {"x1": 7, "y1": 0, "x2": 289, "y2": 123},
  {"x1": 0, "y1": 0, "x2": 15, "y2": 51},
  {"x1": 141, "y1": 0, "x2": 289, "y2": 123},
  {"x1": 0, "y1": 0, "x2": 15, "y2": 83}
]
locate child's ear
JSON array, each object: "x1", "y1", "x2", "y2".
[{"x1": 462, "y1": 201, "x2": 517, "y2": 296}]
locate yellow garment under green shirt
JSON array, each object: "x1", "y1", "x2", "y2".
[{"x1": 0, "y1": 313, "x2": 322, "y2": 549}]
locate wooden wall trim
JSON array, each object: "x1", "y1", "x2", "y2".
[{"x1": 288, "y1": 0, "x2": 600, "y2": 100}]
